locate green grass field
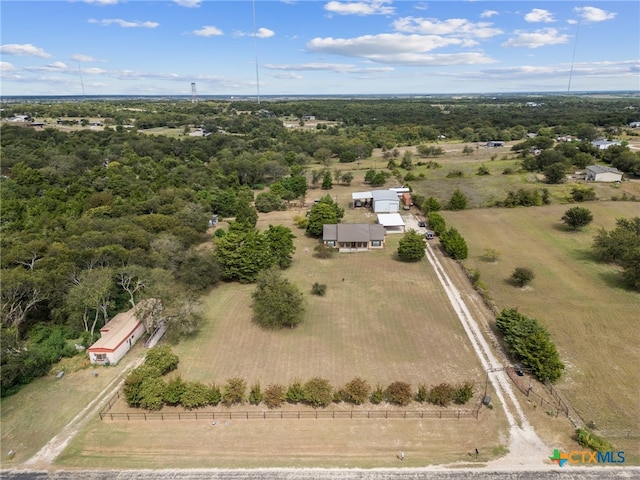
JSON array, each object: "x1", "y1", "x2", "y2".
[{"x1": 441, "y1": 201, "x2": 640, "y2": 460}]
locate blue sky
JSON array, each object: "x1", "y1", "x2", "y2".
[{"x1": 1, "y1": 0, "x2": 638, "y2": 96}]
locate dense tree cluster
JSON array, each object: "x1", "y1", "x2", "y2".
[{"x1": 495, "y1": 308, "x2": 565, "y2": 382}]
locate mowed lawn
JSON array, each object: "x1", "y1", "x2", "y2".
[
  {"x1": 174, "y1": 213, "x2": 484, "y2": 388},
  {"x1": 441, "y1": 201, "x2": 640, "y2": 453}
]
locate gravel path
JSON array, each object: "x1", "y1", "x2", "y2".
[
  {"x1": 22, "y1": 357, "x2": 145, "y2": 469},
  {"x1": 422, "y1": 238, "x2": 551, "y2": 470}
]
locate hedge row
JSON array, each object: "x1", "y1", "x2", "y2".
[
  {"x1": 496, "y1": 308, "x2": 565, "y2": 382},
  {"x1": 123, "y1": 348, "x2": 476, "y2": 411}
]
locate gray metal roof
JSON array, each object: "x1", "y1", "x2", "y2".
[
  {"x1": 586, "y1": 165, "x2": 622, "y2": 174},
  {"x1": 371, "y1": 190, "x2": 399, "y2": 201},
  {"x1": 322, "y1": 224, "x2": 385, "y2": 242}
]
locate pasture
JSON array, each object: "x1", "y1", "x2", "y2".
[
  {"x1": 54, "y1": 203, "x2": 516, "y2": 468},
  {"x1": 441, "y1": 201, "x2": 640, "y2": 461},
  {"x1": 175, "y1": 211, "x2": 484, "y2": 388}
]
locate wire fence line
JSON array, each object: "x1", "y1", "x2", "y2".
[
  {"x1": 100, "y1": 408, "x2": 480, "y2": 421},
  {"x1": 99, "y1": 390, "x2": 481, "y2": 421}
]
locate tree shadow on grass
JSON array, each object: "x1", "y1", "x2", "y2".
[{"x1": 597, "y1": 270, "x2": 630, "y2": 290}]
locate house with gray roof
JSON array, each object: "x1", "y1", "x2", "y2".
[
  {"x1": 322, "y1": 224, "x2": 386, "y2": 252},
  {"x1": 585, "y1": 165, "x2": 623, "y2": 182}
]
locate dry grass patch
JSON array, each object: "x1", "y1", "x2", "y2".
[
  {"x1": 441, "y1": 202, "x2": 640, "y2": 462},
  {"x1": 0, "y1": 345, "x2": 144, "y2": 465},
  {"x1": 59, "y1": 408, "x2": 507, "y2": 469}
]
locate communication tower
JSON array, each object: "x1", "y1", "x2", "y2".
[{"x1": 191, "y1": 82, "x2": 197, "y2": 103}]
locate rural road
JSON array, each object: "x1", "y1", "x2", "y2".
[{"x1": 2, "y1": 467, "x2": 639, "y2": 479}]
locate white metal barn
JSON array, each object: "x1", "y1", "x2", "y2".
[
  {"x1": 371, "y1": 190, "x2": 400, "y2": 213},
  {"x1": 585, "y1": 165, "x2": 623, "y2": 182},
  {"x1": 88, "y1": 305, "x2": 147, "y2": 365}
]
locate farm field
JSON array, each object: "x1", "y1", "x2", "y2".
[{"x1": 441, "y1": 201, "x2": 640, "y2": 462}]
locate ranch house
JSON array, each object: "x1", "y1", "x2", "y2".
[
  {"x1": 585, "y1": 165, "x2": 623, "y2": 183},
  {"x1": 87, "y1": 303, "x2": 148, "y2": 365},
  {"x1": 323, "y1": 224, "x2": 386, "y2": 252}
]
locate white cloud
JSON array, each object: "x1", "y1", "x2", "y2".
[
  {"x1": 72, "y1": 54, "x2": 96, "y2": 62},
  {"x1": 502, "y1": 28, "x2": 569, "y2": 48},
  {"x1": 392, "y1": 17, "x2": 502, "y2": 39},
  {"x1": 574, "y1": 6, "x2": 616, "y2": 22},
  {"x1": 0, "y1": 61, "x2": 17, "y2": 73},
  {"x1": 80, "y1": 0, "x2": 119, "y2": 5},
  {"x1": 269, "y1": 72, "x2": 303, "y2": 80},
  {"x1": 173, "y1": 0, "x2": 202, "y2": 7},
  {"x1": 263, "y1": 62, "x2": 393, "y2": 73},
  {"x1": 88, "y1": 18, "x2": 159, "y2": 28},
  {"x1": 0, "y1": 43, "x2": 52, "y2": 58},
  {"x1": 256, "y1": 28, "x2": 275, "y2": 39},
  {"x1": 192, "y1": 26, "x2": 224, "y2": 37},
  {"x1": 524, "y1": 9, "x2": 555, "y2": 23},
  {"x1": 234, "y1": 28, "x2": 275, "y2": 38},
  {"x1": 324, "y1": 0, "x2": 394, "y2": 16},
  {"x1": 82, "y1": 67, "x2": 107, "y2": 75},
  {"x1": 27, "y1": 62, "x2": 69, "y2": 72},
  {"x1": 480, "y1": 10, "x2": 498, "y2": 19},
  {"x1": 307, "y1": 34, "x2": 495, "y2": 65}
]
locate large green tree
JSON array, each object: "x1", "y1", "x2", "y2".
[
  {"x1": 397, "y1": 230, "x2": 426, "y2": 261},
  {"x1": 440, "y1": 228, "x2": 468, "y2": 260},
  {"x1": 305, "y1": 195, "x2": 344, "y2": 237},
  {"x1": 252, "y1": 268, "x2": 305, "y2": 329},
  {"x1": 592, "y1": 217, "x2": 640, "y2": 290},
  {"x1": 561, "y1": 207, "x2": 594, "y2": 230}
]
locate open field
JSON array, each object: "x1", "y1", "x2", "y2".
[
  {"x1": 0, "y1": 345, "x2": 145, "y2": 466},
  {"x1": 175, "y1": 207, "x2": 485, "y2": 388},
  {"x1": 58, "y1": 410, "x2": 509, "y2": 469},
  {"x1": 440, "y1": 202, "x2": 640, "y2": 462}
]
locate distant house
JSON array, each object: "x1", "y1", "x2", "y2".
[
  {"x1": 585, "y1": 165, "x2": 623, "y2": 183},
  {"x1": 591, "y1": 139, "x2": 622, "y2": 150},
  {"x1": 486, "y1": 141, "x2": 505, "y2": 147},
  {"x1": 87, "y1": 302, "x2": 152, "y2": 365},
  {"x1": 322, "y1": 224, "x2": 386, "y2": 252}
]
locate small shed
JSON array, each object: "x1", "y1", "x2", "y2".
[
  {"x1": 585, "y1": 165, "x2": 623, "y2": 182},
  {"x1": 371, "y1": 190, "x2": 400, "y2": 213},
  {"x1": 87, "y1": 304, "x2": 148, "y2": 365}
]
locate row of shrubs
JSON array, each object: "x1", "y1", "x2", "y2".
[
  {"x1": 123, "y1": 347, "x2": 475, "y2": 411},
  {"x1": 427, "y1": 212, "x2": 469, "y2": 260}
]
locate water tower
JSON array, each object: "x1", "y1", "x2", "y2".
[{"x1": 191, "y1": 82, "x2": 197, "y2": 103}]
